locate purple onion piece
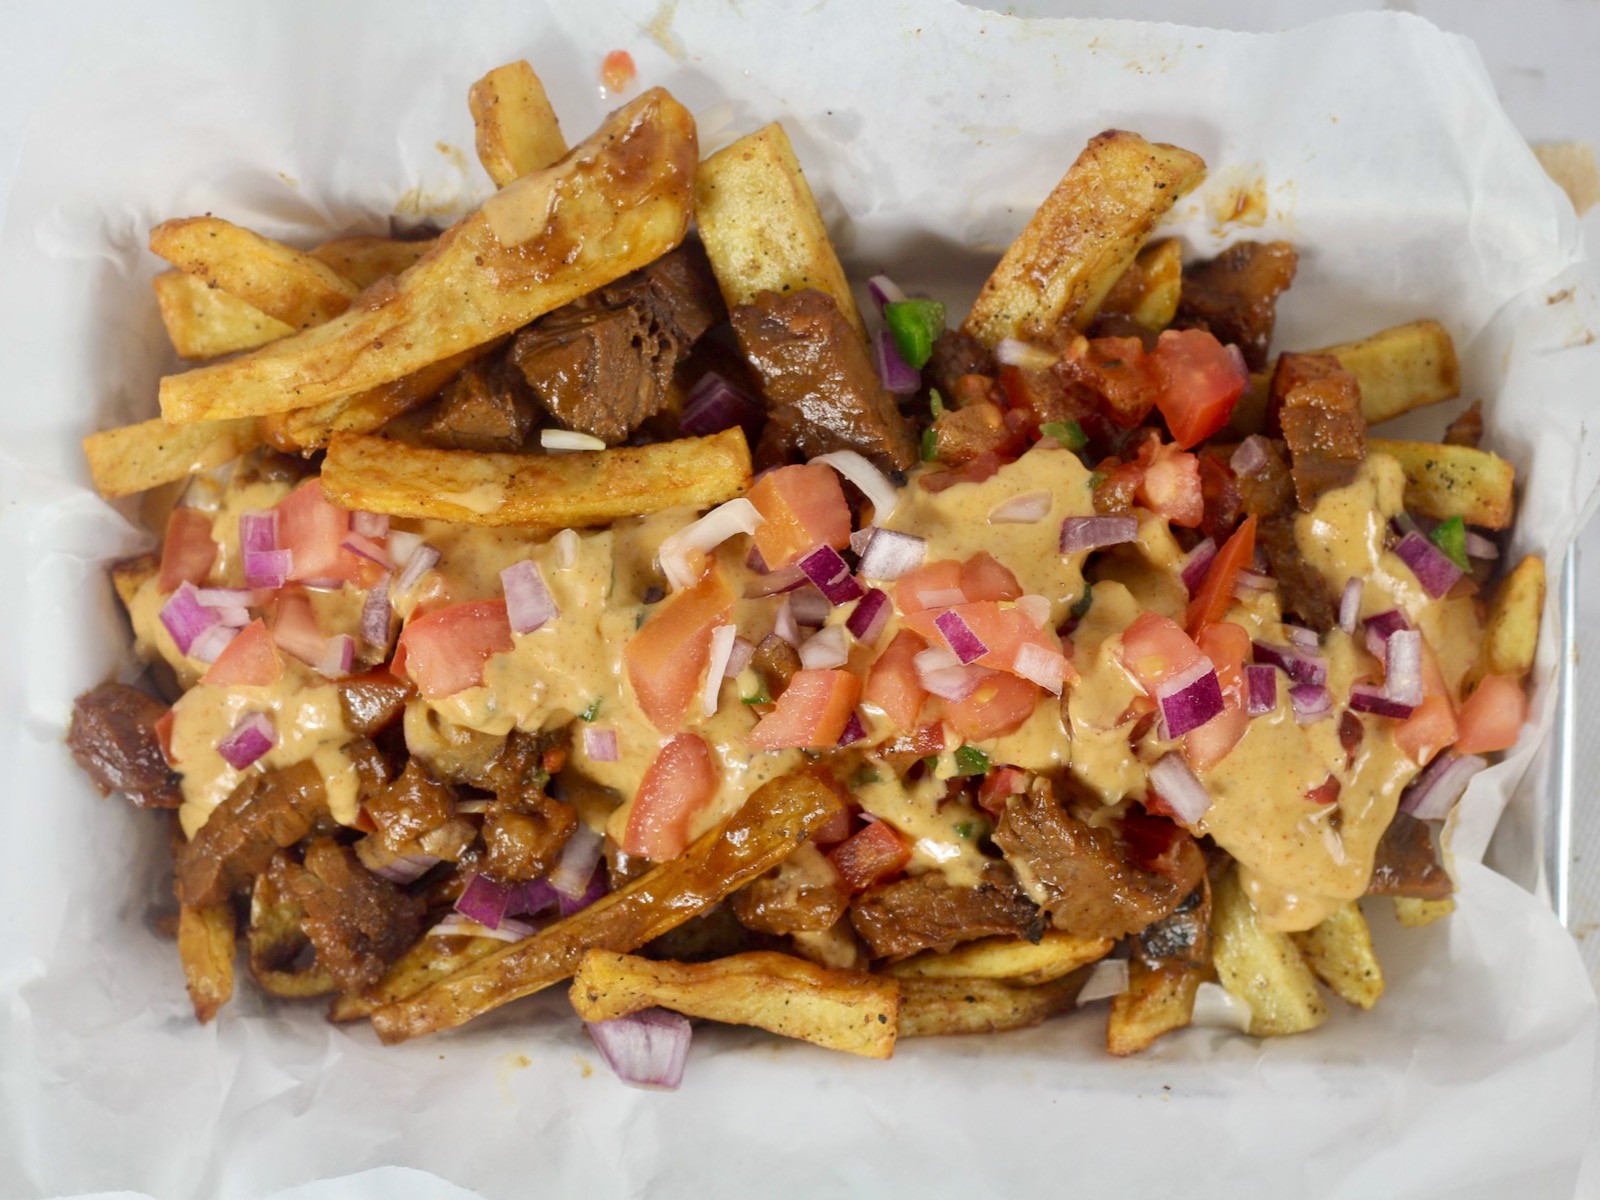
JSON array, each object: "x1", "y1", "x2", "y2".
[
  {"x1": 501, "y1": 558, "x2": 559, "y2": 633},
  {"x1": 1245, "y1": 664, "x2": 1277, "y2": 716},
  {"x1": 1229, "y1": 435, "x2": 1270, "y2": 477},
  {"x1": 1155, "y1": 661, "x2": 1225, "y2": 737},
  {"x1": 239, "y1": 509, "x2": 279, "y2": 556},
  {"x1": 1394, "y1": 530, "x2": 1463, "y2": 598},
  {"x1": 217, "y1": 710, "x2": 275, "y2": 770},
  {"x1": 582, "y1": 726, "x2": 620, "y2": 763},
  {"x1": 846, "y1": 589, "x2": 892, "y2": 644},
  {"x1": 1059, "y1": 515, "x2": 1139, "y2": 555},
  {"x1": 557, "y1": 863, "x2": 609, "y2": 917},
  {"x1": 360, "y1": 572, "x2": 393, "y2": 648},
  {"x1": 856, "y1": 528, "x2": 927, "y2": 581},
  {"x1": 1289, "y1": 684, "x2": 1333, "y2": 725},
  {"x1": 874, "y1": 328, "x2": 922, "y2": 395},
  {"x1": 1147, "y1": 753, "x2": 1212, "y2": 824},
  {"x1": 1252, "y1": 640, "x2": 1328, "y2": 686},
  {"x1": 798, "y1": 543, "x2": 864, "y2": 604},
  {"x1": 160, "y1": 582, "x2": 221, "y2": 655},
  {"x1": 1400, "y1": 752, "x2": 1488, "y2": 820},
  {"x1": 681, "y1": 371, "x2": 762, "y2": 437},
  {"x1": 550, "y1": 820, "x2": 605, "y2": 900},
  {"x1": 454, "y1": 872, "x2": 513, "y2": 929},
  {"x1": 1338, "y1": 578, "x2": 1363, "y2": 634},
  {"x1": 837, "y1": 710, "x2": 868, "y2": 746},
  {"x1": 244, "y1": 548, "x2": 293, "y2": 589},
  {"x1": 1180, "y1": 538, "x2": 1218, "y2": 595},
  {"x1": 1349, "y1": 682, "x2": 1416, "y2": 719},
  {"x1": 934, "y1": 609, "x2": 988, "y2": 664},
  {"x1": 585, "y1": 1008, "x2": 693, "y2": 1090}
]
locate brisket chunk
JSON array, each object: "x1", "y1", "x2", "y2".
[
  {"x1": 1174, "y1": 241, "x2": 1299, "y2": 372},
  {"x1": 1270, "y1": 352, "x2": 1367, "y2": 511},
  {"x1": 925, "y1": 328, "x2": 996, "y2": 401},
  {"x1": 174, "y1": 759, "x2": 330, "y2": 906},
  {"x1": 420, "y1": 354, "x2": 536, "y2": 452},
  {"x1": 732, "y1": 844, "x2": 849, "y2": 936},
  {"x1": 68, "y1": 682, "x2": 182, "y2": 809},
  {"x1": 1366, "y1": 811, "x2": 1452, "y2": 900},
  {"x1": 850, "y1": 864, "x2": 1041, "y2": 961},
  {"x1": 282, "y1": 838, "x2": 425, "y2": 992}
]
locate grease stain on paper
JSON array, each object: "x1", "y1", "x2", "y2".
[
  {"x1": 647, "y1": 0, "x2": 686, "y2": 62},
  {"x1": 496, "y1": 1051, "x2": 533, "y2": 1105}
]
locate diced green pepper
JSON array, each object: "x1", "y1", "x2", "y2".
[
  {"x1": 1429, "y1": 514, "x2": 1470, "y2": 571},
  {"x1": 579, "y1": 698, "x2": 602, "y2": 722},
  {"x1": 920, "y1": 427, "x2": 939, "y2": 461},
  {"x1": 1040, "y1": 419, "x2": 1087, "y2": 451},
  {"x1": 1070, "y1": 584, "x2": 1094, "y2": 620},
  {"x1": 885, "y1": 299, "x2": 945, "y2": 370},
  {"x1": 930, "y1": 388, "x2": 947, "y2": 417},
  {"x1": 954, "y1": 745, "x2": 990, "y2": 776}
]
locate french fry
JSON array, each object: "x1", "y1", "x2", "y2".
[
  {"x1": 1210, "y1": 868, "x2": 1327, "y2": 1036},
  {"x1": 884, "y1": 930, "x2": 1112, "y2": 986},
  {"x1": 570, "y1": 949, "x2": 899, "y2": 1059},
  {"x1": 110, "y1": 554, "x2": 159, "y2": 614},
  {"x1": 259, "y1": 344, "x2": 495, "y2": 453},
  {"x1": 1367, "y1": 438, "x2": 1516, "y2": 530},
  {"x1": 369, "y1": 770, "x2": 842, "y2": 1044},
  {"x1": 1480, "y1": 554, "x2": 1545, "y2": 679},
  {"x1": 247, "y1": 862, "x2": 335, "y2": 1000},
  {"x1": 329, "y1": 928, "x2": 505, "y2": 1021},
  {"x1": 320, "y1": 427, "x2": 751, "y2": 528},
  {"x1": 694, "y1": 123, "x2": 865, "y2": 340},
  {"x1": 468, "y1": 60, "x2": 568, "y2": 188},
  {"x1": 309, "y1": 236, "x2": 436, "y2": 290},
  {"x1": 1096, "y1": 237, "x2": 1184, "y2": 331},
  {"x1": 1289, "y1": 902, "x2": 1384, "y2": 1010},
  {"x1": 962, "y1": 130, "x2": 1205, "y2": 346},
  {"x1": 159, "y1": 89, "x2": 698, "y2": 426},
  {"x1": 1393, "y1": 896, "x2": 1456, "y2": 928},
  {"x1": 149, "y1": 216, "x2": 359, "y2": 329},
  {"x1": 177, "y1": 901, "x2": 236, "y2": 1024},
  {"x1": 1106, "y1": 961, "x2": 1202, "y2": 1056},
  {"x1": 83, "y1": 415, "x2": 260, "y2": 499},
  {"x1": 153, "y1": 270, "x2": 294, "y2": 360},
  {"x1": 897, "y1": 974, "x2": 1085, "y2": 1038}
]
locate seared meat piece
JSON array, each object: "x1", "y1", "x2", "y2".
[
  {"x1": 751, "y1": 634, "x2": 802, "y2": 700},
  {"x1": 1233, "y1": 434, "x2": 1295, "y2": 517},
  {"x1": 925, "y1": 328, "x2": 996, "y2": 400},
  {"x1": 357, "y1": 758, "x2": 474, "y2": 870},
  {"x1": 644, "y1": 903, "x2": 782, "y2": 962},
  {"x1": 175, "y1": 759, "x2": 330, "y2": 906},
  {"x1": 733, "y1": 289, "x2": 918, "y2": 473},
  {"x1": 282, "y1": 838, "x2": 425, "y2": 992},
  {"x1": 1258, "y1": 513, "x2": 1337, "y2": 631},
  {"x1": 992, "y1": 787, "x2": 1202, "y2": 939},
  {"x1": 850, "y1": 864, "x2": 1041, "y2": 961},
  {"x1": 1132, "y1": 881, "x2": 1211, "y2": 968},
  {"x1": 336, "y1": 669, "x2": 415, "y2": 737},
  {"x1": 476, "y1": 731, "x2": 576, "y2": 883},
  {"x1": 732, "y1": 844, "x2": 849, "y2": 936},
  {"x1": 1173, "y1": 241, "x2": 1298, "y2": 371},
  {"x1": 1442, "y1": 399, "x2": 1484, "y2": 448},
  {"x1": 68, "y1": 682, "x2": 182, "y2": 808},
  {"x1": 510, "y1": 242, "x2": 724, "y2": 444},
  {"x1": 1269, "y1": 352, "x2": 1366, "y2": 511},
  {"x1": 1366, "y1": 812, "x2": 1452, "y2": 900},
  {"x1": 420, "y1": 355, "x2": 535, "y2": 452}
]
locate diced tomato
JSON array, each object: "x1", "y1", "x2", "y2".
[
  {"x1": 270, "y1": 588, "x2": 326, "y2": 667},
  {"x1": 953, "y1": 372, "x2": 999, "y2": 408},
  {"x1": 812, "y1": 805, "x2": 858, "y2": 847},
  {"x1": 919, "y1": 451, "x2": 1006, "y2": 494},
  {"x1": 828, "y1": 819, "x2": 912, "y2": 892},
  {"x1": 154, "y1": 708, "x2": 176, "y2": 766},
  {"x1": 960, "y1": 552, "x2": 1023, "y2": 603},
  {"x1": 747, "y1": 669, "x2": 862, "y2": 750},
  {"x1": 895, "y1": 554, "x2": 1021, "y2": 614},
  {"x1": 1304, "y1": 774, "x2": 1342, "y2": 805},
  {"x1": 1150, "y1": 329, "x2": 1248, "y2": 449},
  {"x1": 395, "y1": 599, "x2": 512, "y2": 699},
  {"x1": 903, "y1": 601, "x2": 1071, "y2": 685},
  {"x1": 1134, "y1": 434, "x2": 1203, "y2": 527},
  {"x1": 1062, "y1": 335, "x2": 1161, "y2": 428},
  {"x1": 201, "y1": 619, "x2": 282, "y2": 687},
  {"x1": 864, "y1": 629, "x2": 929, "y2": 732},
  {"x1": 878, "y1": 722, "x2": 947, "y2": 773},
  {"x1": 1454, "y1": 674, "x2": 1527, "y2": 755},
  {"x1": 748, "y1": 464, "x2": 852, "y2": 569},
  {"x1": 944, "y1": 672, "x2": 1040, "y2": 741},
  {"x1": 1119, "y1": 612, "x2": 1209, "y2": 695},
  {"x1": 1395, "y1": 640, "x2": 1459, "y2": 765},
  {"x1": 1186, "y1": 515, "x2": 1256, "y2": 634},
  {"x1": 1119, "y1": 808, "x2": 1197, "y2": 883},
  {"x1": 624, "y1": 569, "x2": 734, "y2": 731},
  {"x1": 1183, "y1": 621, "x2": 1251, "y2": 771},
  {"x1": 275, "y1": 479, "x2": 379, "y2": 586},
  {"x1": 158, "y1": 507, "x2": 217, "y2": 592},
  {"x1": 1092, "y1": 456, "x2": 1145, "y2": 515},
  {"x1": 977, "y1": 765, "x2": 1029, "y2": 816},
  {"x1": 623, "y1": 733, "x2": 717, "y2": 861},
  {"x1": 933, "y1": 401, "x2": 1013, "y2": 466}
]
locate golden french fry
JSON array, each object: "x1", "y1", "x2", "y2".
[
  {"x1": 1367, "y1": 438, "x2": 1516, "y2": 530},
  {"x1": 149, "y1": 216, "x2": 359, "y2": 329},
  {"x1": 897, "y1": 974, "x2": 1085, "y2": 1038},
  {"x1": 159, "y1": 89, "x2": 697, "y2": 426},
  {"x1": 571, "y1": 949, "x2": 899, "y2": 1059},
  {"x1": 329, "y1": 928, "x2": 506, "y2": 1021},
  {"x1": 469, "y1": 60, "x2": 568, "y2": 187},
  {"x1": 1210, "y1": 868, "x2": 1327, "y2": 1036},
  {"x1": 885, "y1": 930, "x2": 1112, "y2": 986},
  {"x1": 320, "y1": 427, "x2": 751, "y2": 528},
  {"x1": 1097, "y1": 237, "x2": 1184, "y2": 331},
  {"x1": 369, "y1": 770, "x2": 843, "y2": 1044},
  {"x1": 1289, "y1": 902, "x2": 1384, "y2": 1011},
  {"x1": 110, "y1": 554, "x2": 159, "y2": 614},
  {"x1": 1317, "y1": 320, "x2": 1460, "y2": 425},
  {"x1": 1106, "y1": 961, "x2": 1202, "y2": 1056},
  {"x1": 962, "y1": 130, "x2": 1205, "y2": 345},
  {"x1": 1481, "y1": 554, "x2": 1546, "y2": 679},
  {"x1": 1392, "y1": 895, "x2": 1456, "y2": 928},
  {"x1": 153, "y1": 270, "x2": 294, "y2": 360},
  {"x1": 694, "y1": 122, "x2": 865, "y2": 340},
  {"x1": 259, "y1": 344, "x2": 495, "y2": 453},
  {"x1": 309, "y1": 236, "x2": 436, "y2": 290},
  {"x1": 83, "y1": 415, "x2": 260, "y2": 499},
  {"x1": 177, "y1": 901, "x2": 236, "y2": 1024}
]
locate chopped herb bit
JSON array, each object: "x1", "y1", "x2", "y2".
[
  {"x1": 930, "y1": 388, "x2": 946, "y2": 417},
  {"x1": 579, "y1": 698, "x2": 602, "y2": 722},
  {"x1": 955, "y1": 822, "x2": 975, "y2": 839},
  {"x1": 850, "y1": 765, "x2": 882, "y2": 787},
  {"x1": 1041, "y1": 420, "x2": 1087, "y2": 450},
  {"x1": 741, "y1": 690, "x2": 772, "y2": 706},
  {"x1": 954, "y1": 745, "x2": 990, "y2": 776},
  {"x1": 1070, "y1": 584, "x2": 1094, "y2": 620},
  {"x1": 920, "y1": 427, "x2": 939, "y2": 461},
  {"x1": 1087, "y1": 470, "x2": 1106, "y2": 491},
  {"x1": 884, "y1": 298, "x2": 946, "y2": 369},
  {"x1": 1428, "y1": 514, "x2": 1470, "y2": 570}
]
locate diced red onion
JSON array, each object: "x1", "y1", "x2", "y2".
[
  {"x1": 1191, "y1": 980, "x2": 1253, "y2": 1032},
  {"x1": 848, "y1": 527, "x2": 875, "y2": 556},
  {"x1": 583, "y1": 726, "x2": 620, "y2": 763},
  {"x1": 1289, "y1": 683, "x2": 1333, "y2": 725},
  {"x1": 1148, "y1": 753, "x2": 1212, "y2": 824},
  {"x1": 195, "y1": 587, "x2": 270, "y2": 609},
  {"x1": 387, "y1": 530, "x2": 425, "y2": 568},
  {"x1": 915, "y1": 646, "x2": 960, "y2": 673},
  {"x1": 217, "y1": 710, "x2": 275, "y2": 770},
  {"x1": 189, "y1": 623, "x2": 240, "y2": 664},
  {"x1": 743, "y1": 564, "x2": 807, "y2": 598},
  {"x1": 788, "y1": 586, "x2": 831, "y2": 628},
  {"x1": 540, "y1": 428, "x2": 607, "y2": 452},
  {"x1": 551, "y1": 528, "x2": 581, "y2": 571},
  {"x1": 1394, "y1": 530, "x2": 1463, "y2": 598},
  {"x1": 1366, "y1": 609, "x2": 1411, "y2": 639},
  {"x1": 1074, "y1": 958, "x2": 1130, "y2": 1006},
  {"x1": 867, "y1": 274, "x2": 907, "y2": 309},
  {"x1": 556, "y1": 864, "x2": 609, "y2": 917},
  {"x1": 160, "y1": 582, "x2": 221, "y2": 655},
  {"x1": 361, "y1": 572, "x2": 393, "y2": 648},
  {"x1": 1180, "y1": 538, "x2": 1218, "y2": 594},
  {"x1": 1464, "y1": 530, "x2": 1499, "y2": 560},
  {"x1": 915, "y1": 646, "x2": 991, "y2": 701},
  {"x1": 874, "y1": 328, "x2": 922, "y2": 394},
  {"x1": 1284, "y1": 624, "x2": 1319, "y2": 651},
  {"x1": 1014, "y1": 642, "x2": 1069, "y2": 695},
  {"x1": 315, "y1": 634, "x2": 355, "y2": 679},
  {"x1": 369, "y1": 851, "x2": 441, "y2": 885},
  {"x1": 1224, "y1": 343, "x2": 1249, "y2": 381},
  {"x1": 1232, "y1": 569, "x2": 1275, "y2": 597},
  {"x1": 1245, "y1": 664, "x2": 1277, "y2": 715},
  {"x1": 1253, "y1": 640, "x2": 1328, "y2": 686},
  {"x1": 550, "y1": 820, "x2": 605, "y2": 900},
  {"x1": 514, "y1": 877, "x2": 562, "y2": 919},
  {"x1": 994, "y1": 337, "x2": 1059, "y2": 371},
  {"x1": 659, "y1": 498, "x2": 763, "y2": 591},
  {"x1": 431, "y1": 912, "x2": 535, "y2": 943},
  {"x1": 207, "y1": 604, "x2": 252, "y2": 627},
  {"x1": 239, "y1": 509, "x2": 278, "y2": 556},
  {"x1": 393, "y1": 543, "x2": 440, "y2": 597},
  {"x1": 1338, "y1": 578, "x2": 1364, "y2": 634},
  {"x1": 342, "y1": 531, "x2": 389, "y2": 565},
  {"x1": 703, "y1": 624, "x2": 738, "y2": 715},
  {"x1": 837, "y1": 710, "x2": 868, "y2": 746},
  {"x1": 1015, "y1": 595, "x2": 1050, "y2": 629},
  {"x1": 856, "y1": 528, "x2": 927, "y2": 581},
  {"x1": 772, "y1": 598, "x2": 802, "y2": 646},
  {"x1": 501, "y1": 559, "x2": 559, "y2": 633},
  {"x1": 988, "y1": 491, "x2": 1052, "y2": 525},
  {"x1": 916, "y1": 586, "x2": 967, "y2": 610},
  {"x1": 813, "y1": 450, "x2": 900, "y2": 524},
  {"x1": 1383, "y1": 629, "x2": 1424, "y2": 706},
  {"x1": 1348, "y1": 683, "x2": 1416, "y2": 719},
  {"x1": 1229, "y1": 436, "x2": 1271, "y2": 476},
  {"x1": 846, "y1": 589, "x2": 892, "y2": 645},
  {"x1": 934, "y1": 609, "x2": 988, "y2": 664},
  {"x1": 680, "y1": 371, "x2": 761, "y2": 437},
  {"x1": 586, "y1": 1008, "x2": 693, "y2": 1091},
  {"x1": 350, "y1": 510, "x2": 388, "y2": 539},
  {"x1": 799, "y1": 625, "x2": 850, "y2": 670},
  {"x1": 243, "y1": 547, "x2": 292, "y2": 589},
  {"x1": 1401, "y1": 751, "x2": 1488, "y2": 820},
  {"x1": 455, "y1": 872, "x2": 513, "y2": 929},
  {"x1": 726, "y1": 637, "x2": 756, "y2": 678},
  {"x1": 1154, "y1": 659, "x2": 1225, "y2": 737},
  {"x1": 798, "y1": 544, "x2": 864, "y2": 605},
  {"x1": 1059, "y1": 516, "x2": 1138, "y2": 555}
]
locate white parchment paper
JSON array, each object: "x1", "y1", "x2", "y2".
[{"x1": 1, "y1": 3, "x2": 1596, "y2": 1197}]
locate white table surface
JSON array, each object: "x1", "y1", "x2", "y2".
[{"x1": 3, "y1": 1, "x2": 1597, "y2": 1195}]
